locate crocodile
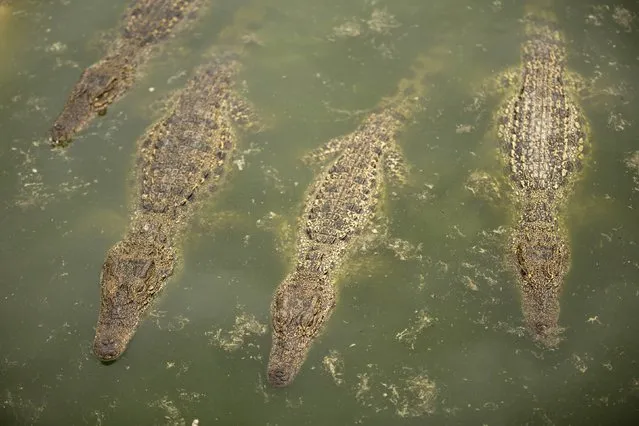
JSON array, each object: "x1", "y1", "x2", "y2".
[
  {"x1": 266, "y1": 56, "x2": 437, "y2": 387},
  {"x1": 93, "y1": 55, "x2": 257, "y2": 361},
  {"x1": 50, "y1": 0, "x2": 207, "y2": 146},
  {"x1": 496, "y1": 10, "x2": 588, "y2": 346}
]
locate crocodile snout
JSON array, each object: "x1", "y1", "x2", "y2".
[
  {"x1": 50, "y1": 122, "x2": 72, "y2": 147},
  {"x1": 267, "y1": 366, "x2": 291, "y2": 388},
  {"x1": 93, "y1": 337, "x2": 120, "y2": 362}
]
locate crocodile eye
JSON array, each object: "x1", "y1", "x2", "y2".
[
  {"x1": 103, "y1": 255, "x2": 116, "y2": 273},
  {"x1": 515, "y1": 244, "x2": 528, "y2": 277},
  {"x1": 273, "y1": 294, "x2": 287, "y2": 320},
  {"x1": 311, "y1": 295, "x2": 320, "y2": 309},
  {"x1": 102, "y1": 77, "x2": 118, "y2": 93},
  {"x1": 139, "y1": 260, "x2": 154, "y2": 278},
  {"x1": 273, "y1": 308, "x2": 288, "y2": 331},
  {"x1": 301, "y1": 311, "x2": 314, "y2": 328},
  {"x1": 94, "y1": 89, "x2": 112, "y2": 103},
  {"x1": 92, "y1": 77, "x2": 118, "y2": 105},
  {"x1": 133, "y1": 278, "x2": 146, "y2": 294}
]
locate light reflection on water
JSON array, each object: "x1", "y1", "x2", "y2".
[{"x1": 0, "y1": 0, "x2": 638, "y2": 424}]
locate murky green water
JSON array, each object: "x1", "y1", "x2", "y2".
[{"x1": 1, "y1": 0, "x2": 638, "y2": 424}]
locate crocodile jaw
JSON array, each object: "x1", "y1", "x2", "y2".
[
  {"x1": 514, "y1": 221, "x2": 570, "y2": 347},
  {"x1": 267, "y1": 331, "x2": 313, "y2": 387},
  {"x1": 50, "y1": 91, "x2": 93, "y2": 146},
  {"x1": 93, "y1": 243, "x2": 163, "y2": 362},
  {"x1": 521, "y1": 286, "x2": 563, "y2": 347},
  {"x1": 50, "y1": 56, "x2": 133, "y2": 145},
  {"x1": 93, "y1": 273, "x2": 143, "y2": 362},
  {"x1": 267, "y1": 272, "x2": 336, "y2": 387},
  {"x1": 93, "y1": 305, "x2": 139, "y2": 362}
]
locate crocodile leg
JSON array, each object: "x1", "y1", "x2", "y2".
[{"x1": 383, "y1": 144, "x2": 409, "y2": 187}]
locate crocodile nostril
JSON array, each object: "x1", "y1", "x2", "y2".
[
  {"x1": 95, "y1": 338, "x2": 118, "y2": 360},
  {"x1": 50, "y1": 124, "x2": 70, "y2": 145},
  {"x1": 268, "y1": 368, "x2": 290, "y2": 387}
]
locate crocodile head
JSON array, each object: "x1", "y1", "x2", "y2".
[
  {"x1": 50, "y1": 56, "x2": 134, "y2": 146},
  {"x1": 514, "y1": 226, "x2": 570, "y2": 346},
  {"x1": 93, "y1": 248, "x2": 162, "y2": 361},
  {"x1": 267, "y1": 273, "x2": 335, "y2": 387}
]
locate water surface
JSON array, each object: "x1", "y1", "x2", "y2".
[{"x1": 1, "y1": 0, "x2": 638, "y2": 424}]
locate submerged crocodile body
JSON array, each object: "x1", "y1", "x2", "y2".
[
  {"x1": 267, "y1": 57, "x2": 437, "y2": 387},
  {"x1": 497, "y1": 12, "x2": 587, "y2": 346},
  {"x1": 93, "y1": 55, "x2": 255, "y2": 361},
  {"x1": 50, "y1": 0, "x2": 206, "y2": 145}
]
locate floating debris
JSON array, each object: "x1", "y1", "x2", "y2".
[
  {"x1": 322, "y1": 349, "x2": 345, "y2": 386},
  {"x1": 465, "y1": 170, "x2": 502, "y2": 202},
  {"x1": 386, "y1": 238, "x2": 423, "y2": 261},
  {"x1": 455, "y1": 123, "x2": 473, "y2": 134},
  {"x1": 44, "y1": 42, "x2": 67, "y2": 53},
  {"x1": 1, "y1": 389, "x2": 47, "y2": 425},
  {"x1": 148, "y1": 396, "x2": 184, "y2": 426},
  {"x1": 612, "y1": 6, "x2": 635, "y2": 32},
  {"x1": 607, "y1": 111, "x2": 631, "y2": 132},
  {"x1": 625, "y1": 151, "x2": 639, "y2": 173},
  {"x1": 354, "y1": 365, "x2": 437, "y2": 417},
  {"x1": 150, "y1": 311, "x2": 191, "y2": 332},
  {"x1": 355, "y1": 371, "x2": 374, "y2": 407},
  {"x1": 11, "y1": 144, "x2": 96, "y2": 210},
  {"x1": 328, "y1": 7, "x2": 401, "y2": 58},
  {"x1": 206, "y1": 308, "x2": 267, "y2": 352},
  {"x1": 571, "y1": 353, "x2": 591, "y2": 374},
  {"x1": 366, "y1": 8, "x2": 400, "y2": 34},
  {"x1": 392, "y1": 374, "x2": 438, "y2": 417},
  {"x1": 625, "y1": 151, "x2": 639, "y2": 192},
  {"x1": 396, "y1": 309, "x2": 436, "y2": 350},
  {"x1": 234, "y1": 155, "x2": 246, "y2": 171},
  {"x1": 332, "y1": 19, "x2": 362, "y2": 39}
]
